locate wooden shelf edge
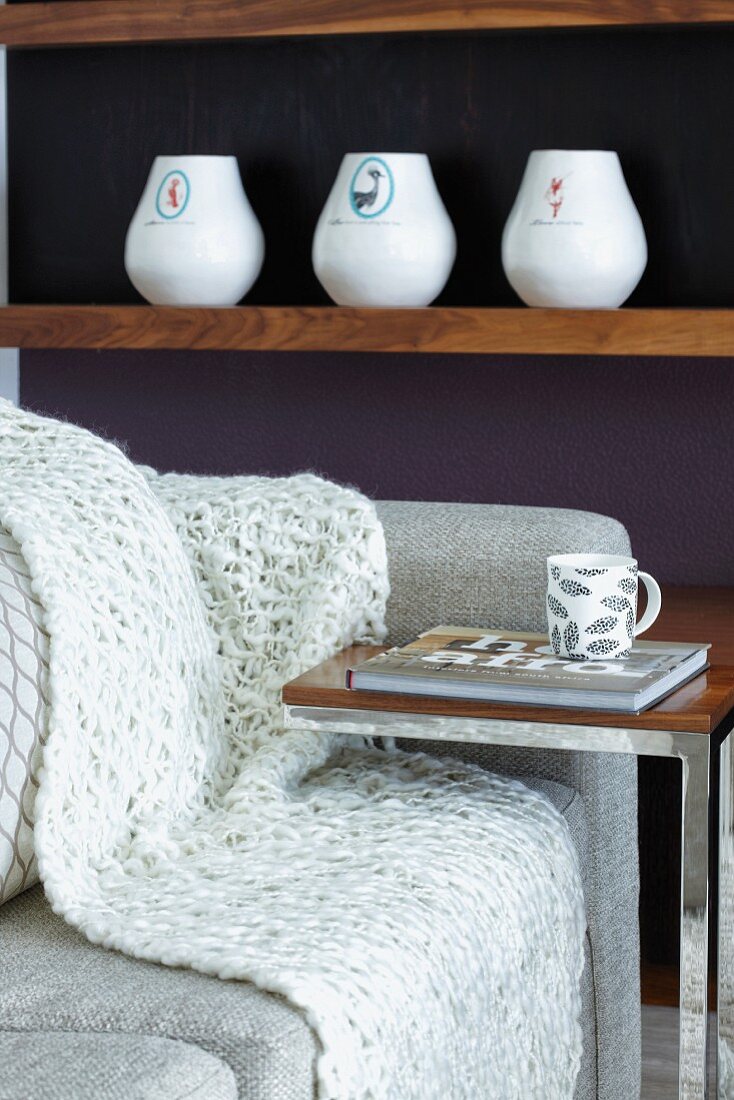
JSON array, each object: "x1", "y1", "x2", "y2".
[
  {"x1": 0, "y1": 0, "x2": 732, "y2": 49},
  {"x1": 3, "y1": 305, "x2": 734, "y2": 356}
]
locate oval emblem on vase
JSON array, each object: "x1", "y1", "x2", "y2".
[
  {"x1": 155, "y1": 169, "x2": 191, "y2": 220},
  {"x1": 348, "y1": 156, "x2": 395, "y2": 219}
]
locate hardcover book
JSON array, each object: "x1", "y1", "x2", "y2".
[{"x1": 347, "y1": 627, "x2": 710, "y2": 713}]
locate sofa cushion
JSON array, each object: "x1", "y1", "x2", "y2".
[
  {"x1": 0, "y1": 774, "x2": 589, "y2": 1100},
  {"x1": 0, "y1": 1031, "x2": 237, "y2": 1100},
  {"x1": 0, "y1": 529, "x2": 49, "y2": 905},
  {"x1": 0, "y1": 885, "x2": 319, "y2": 1100}
]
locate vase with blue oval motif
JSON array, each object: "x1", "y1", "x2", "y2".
[{"x1": 312, "y1": 153, "x2": 456, "y2": 307}]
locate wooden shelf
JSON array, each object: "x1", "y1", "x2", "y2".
[
  {"x1": 3, "y1": 304, "x2": 734, "y2": 356},
  {"x1": 0, "y1": 0, "x2": 732, "y2": 49}
]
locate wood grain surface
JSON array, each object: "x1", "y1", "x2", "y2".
[
  {"x1": 3, "y1": 305, "x2": 734, "y2": 356},
  {"x1": 284, "y1": 650, "x2": 734, "y2": 734},
  {"x1": 647, "y1": 586, "x2": 734, "y2": 663},
  {"x1": 642, "y1": 963, "x2": 716, "y2": 1009},
  {"x1": 1, "y1": 0, "x2": 732, "y2": 49}
]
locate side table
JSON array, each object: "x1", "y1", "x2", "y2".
[{"x1": 282, "y1": 646, "x2": 734, "y2": 1100}]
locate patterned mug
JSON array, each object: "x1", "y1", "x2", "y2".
[{"x1": 547, "y1": 553, "x2": 662, "y2": 660}]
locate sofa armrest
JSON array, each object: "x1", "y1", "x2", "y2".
[
  {"x1": 376, "y1": 500, "x2": 640, "y2": 1100},
  {"x1": 376, "y1": 500, "x2": 631, "y2": 645}
]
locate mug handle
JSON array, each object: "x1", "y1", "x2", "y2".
[{"x1": 634, "y1": 572, "x2": 662, "y2": 637}]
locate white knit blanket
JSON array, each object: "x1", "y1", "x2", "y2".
[{"x1": 0, "y1": 402, "x2": 586, "y2": 1100}]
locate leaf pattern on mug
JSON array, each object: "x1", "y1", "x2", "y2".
[
  {"x1": 626, "y1": 609, "x2": 635, "y2": 636},
  {"x1": 618, "y1": 577, "x2": 637, "y2": 596},
  {"x1": 602, "y1": 595, "x2": 631, "y2": 612},
  {"x1": 564, "y1": 621, "x2": 580, "y2": 654},
  {"x1": 551, "y1": 565, "x2": 560, "y2": 581},
  {"x1": 586, "y1": 638, "x2": 620, "y2": 657},
  {"x1": 551, "y1": 624, "x2": 561, "y2": 654},
  {"x1": 559, "y1": 579, "x2": 591, "y2": 597},
  {"x1": 547, "y1": 594, "x2": 568, "y2": 620},
  {"x1": 627, "y1": 564, "x2": 638, "y2": 574},
  {"x1": 574, "y1": 568, "x2": 609, "y2": 576},
  {"x1": 586, "y1": 615, "x2": 618, "y2": 635}
]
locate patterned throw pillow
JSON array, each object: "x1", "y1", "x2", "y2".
[{"x1": 0, "y1": 527, "x2": 49, "y2": 904}]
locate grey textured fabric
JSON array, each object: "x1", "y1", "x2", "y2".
[
  {"x1": 376, "y1": 501, "x2": 632, "y2": 644},
  {"x1": 0, "y1": 886, "x2": 318, "y2": 1100},
  {"x1": 378, "y1": 500, "x2": 641, "y2": 1100},
  {"x1": 0, "y1": 1031, "x2": 237, "y2": 1100},
  {"x1": 519, "y1": 778, "x2": 596, "y2": 1100}
]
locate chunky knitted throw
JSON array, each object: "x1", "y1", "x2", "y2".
[{"x1": 0, "y1": 402, "x2": 586, "y2": 1100}]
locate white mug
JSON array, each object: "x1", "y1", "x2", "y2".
[{"x1": 547, "y1": 553, "x2": 661, "y2": 660}]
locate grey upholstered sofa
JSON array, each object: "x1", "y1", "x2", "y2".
[{"x1": 0, "y1": 501, "x2": 639, "y2": 1100}]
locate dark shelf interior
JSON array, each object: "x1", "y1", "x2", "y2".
[{"x1": 8, "y1": 24, "x2": 734, "y2": 308}]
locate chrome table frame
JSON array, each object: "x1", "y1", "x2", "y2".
[{"x1": 283, "y1": 700, "x2": 734, "y2": 1100}]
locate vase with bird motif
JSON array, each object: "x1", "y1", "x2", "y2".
[
  {"x1": 312, "y1": 153, "x2": 456, "y2": 307},
  {"x1": 502, "y1": 150, "x2": 647, "y2": 308},
  {"x1": 125, "y1": 155, "x2": 265, "y2": 306}
]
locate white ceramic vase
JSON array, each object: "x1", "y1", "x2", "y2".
[
  {"x1": 312, "y1": 153, "x2": 456, "y2": 307},
  {"x1": 501, "y1": 150, "x2": 647, "y2": 309},
  {"x1": 124, "y1": 155, "x2": 264, "y2": 306}
]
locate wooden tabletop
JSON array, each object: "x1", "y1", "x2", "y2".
[
  {"x1": 283, "y1": 647, "x2": 734, "y2": 734},
  {"x1": 647, "y1": 586, "x2": 734, "y2": 663},
  {"x1": 282, "y1": 588, "x2": 734, "y2": 736}
]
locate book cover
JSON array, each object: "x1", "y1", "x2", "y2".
[{"x1": 347, "y1": 628, "x2": 710, "y2": 711}]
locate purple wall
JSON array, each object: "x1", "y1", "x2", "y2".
[{"x1": 20, "y1": 349, "x2": 733, "y2": 586}]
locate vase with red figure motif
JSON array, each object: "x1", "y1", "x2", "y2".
[
  {"x1": 125, "y1": 155, "x2": 264, "y2": 306},
  {"x1": 502, "y1": 150, "x2": 647, "y2": 309}
]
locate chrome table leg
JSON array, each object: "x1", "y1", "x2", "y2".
[
  {"x1": 719, "y1": 730, "x2": 734, "y2": 1097},
  {"x1": 680, "y1": 738, "x2": 711, "y2": 1099}
]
